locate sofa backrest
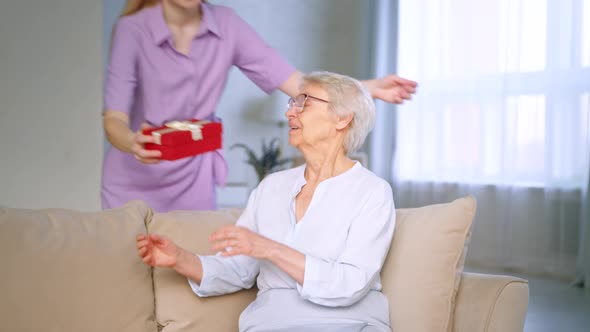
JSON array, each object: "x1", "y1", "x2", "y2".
[
  {"x1": 0, "y1": 196, "x2": 475, "y2": 332},
  {"x1": 0, "y1": 200, "x2": 158, "y2": 332},
  {"x1": 147, "y1": 197, "x2": 476, "y2": 332}
]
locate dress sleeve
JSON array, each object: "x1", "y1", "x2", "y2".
[
  {"x1": 229, "y1": 9, "x2": 296, "y2": 94},
  {"x1": 188, "y1": 187, "x2": 261, "y2": 297},
  {"x1": 103, "y1": 18, "x2": 139, "y2": 114},
  {"x1": 296, "y1": 181, "x2": 396, "y2": 307}
]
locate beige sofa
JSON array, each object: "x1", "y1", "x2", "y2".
[{"x1": 0, "y1": 197, "x2": 528, "y2": 332}]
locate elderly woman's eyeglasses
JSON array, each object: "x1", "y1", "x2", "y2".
[{"x1": 287, "y1": 93, "x2": 329, "y2": 113}]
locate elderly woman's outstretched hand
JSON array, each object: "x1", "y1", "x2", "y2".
[
  {"x1": 136, "y1": 234, "x2": 180, "y2": 268},
  {"x1": 209, "y1": 225, "x2": 273, "y2": 259},
  {"x1": 364, "y1": 74, "x2": 417, "y2": 104}
]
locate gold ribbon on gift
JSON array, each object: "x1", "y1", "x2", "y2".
[{"x1": 151, "y1": 120, "x2": 211, "y2": 145}]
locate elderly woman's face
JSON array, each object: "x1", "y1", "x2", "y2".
[{"x1": 286, "y1": 85, "x2": 340, "y2": 150}]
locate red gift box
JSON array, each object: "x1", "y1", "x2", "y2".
[{"x1": 143, "y1": 119, "x2": 222, "y2": 161}]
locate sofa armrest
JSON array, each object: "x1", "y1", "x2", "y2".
[{"x1": 453, "y1": 272, "x2": 529, "y2": 332}]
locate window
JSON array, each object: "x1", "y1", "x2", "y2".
[{"x1": 395, "y1": 0, "x2": 590, "y2": 189}]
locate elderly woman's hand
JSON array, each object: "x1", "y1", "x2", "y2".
[
  {"x1": 209, "y1": 225, "x2": 274, "y2": 259},
  {"x1": 136, "y1": 234, "x2": 180, "y2": 267},
  {"x1": 363, "y1": 74, "x2": 417, "y2": 104}
]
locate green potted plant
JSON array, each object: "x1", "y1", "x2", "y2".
[{"x1": 231, "y1": 138, "x2": 292, "y2": 183}]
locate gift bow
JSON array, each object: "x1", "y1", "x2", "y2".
[{"x1": 151, "y1": 120, "x2": 211, "y2": 145}]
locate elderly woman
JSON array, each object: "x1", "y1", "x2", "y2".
[{"x1": 136, "y1": 71, "x2": 396, "y2": 332}]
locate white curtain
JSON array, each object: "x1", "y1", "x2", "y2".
[{"x1": 388, "y1": 0, "x2": 590, "y2": 279}]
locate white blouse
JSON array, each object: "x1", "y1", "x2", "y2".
[{"x1": 188, "y1": 162, "x2": 396, "y2": 332}]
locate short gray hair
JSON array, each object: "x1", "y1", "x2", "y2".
[{"x1": 300, "y1": 71, "x2": 376, "y2": 154}]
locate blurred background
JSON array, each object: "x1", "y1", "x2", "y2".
[{"x1": 1, "y1": 0, "x2": 589, "y2": 330}]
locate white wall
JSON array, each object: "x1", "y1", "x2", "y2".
[{"x1": 0, "y1": 0, "x2": 103, "y2": 210}]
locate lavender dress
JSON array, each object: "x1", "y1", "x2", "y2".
[{"x1": 102, "y1": 3, "x2": 295, "y2": 212}]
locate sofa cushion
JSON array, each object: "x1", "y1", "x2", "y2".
[
  {"x1": 0, "y1": 200, "x2": 157, "y2": 332},
  {"x1": 148, "y1": 208, "x2": 257, "y2": 332},
  {"x1": 381, "y1": 196, "x2": 476, "y2": 332}
]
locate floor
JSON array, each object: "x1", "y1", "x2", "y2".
[{"x1": 465, "y1": 267, "x2": 590, "y2": 332}]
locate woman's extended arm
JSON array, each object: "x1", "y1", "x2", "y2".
[{"x1": 279, "y1": 71, "x2": 417, "y2": 104}]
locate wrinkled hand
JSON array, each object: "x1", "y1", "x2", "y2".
[
  {"x1": 131, "y1": 123, "x2": 162, "y2": 164},
  {"x1": 209, "y1": 225, "x2": 273, "y2": 259},
  {"x1": 136, "y1": 234, "x2": 180, "y2": 267},
  {"x1": 365, "y1": 74, "x2": 417, "y2": 104}
]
